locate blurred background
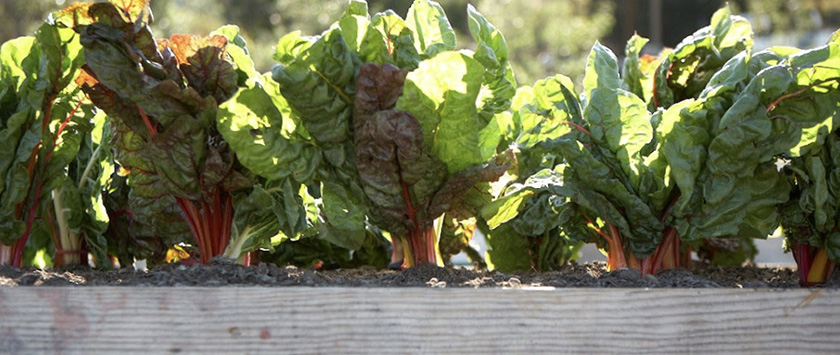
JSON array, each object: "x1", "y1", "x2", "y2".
[
  {"x1": 2, "y1": 0, "x2": 838, "y2": 265},
  {"x1": 3, "y1": 0, "x2": 839, "y2": 87}
]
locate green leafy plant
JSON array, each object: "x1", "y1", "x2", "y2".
[
  {"x1": 479, "y1": 75, "x2": 585, "y2": 272},
  {"x1": 67, "y1": 1, "x2": 307, "y2": 265},
  {"x1": 484, "y1": 6, "x2": 840, "y2": 276},
  {"x1": 779, "y1": 31, "x2": 840, "y2": 286},
  {"x1": 231, "y1": 0, "x2": 513, "y2": 268},
  {"x1": 0, "y1": 13, "x2": 111, "y2": 267}
]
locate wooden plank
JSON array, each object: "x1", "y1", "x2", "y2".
[{"x1": 0, "y1": 287, "x2": 838, "y2": 354}]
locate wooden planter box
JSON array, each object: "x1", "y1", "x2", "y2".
[{"x1": 0, "y1": 287, "x2": 837, "y2": 354}]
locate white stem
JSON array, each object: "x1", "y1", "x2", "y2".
[
  {"x1": 223, "y1": 226, "x2": 251, "y2": 263},
  {"x1": 52, "y1": 188, "x2": 80, "y2": 264},
  {"x1": 0, "y1": 244, "x2": 11, "y2": 265},
  {"x1": 77, "y1": 144, "x2": 103, "y2": 192}
]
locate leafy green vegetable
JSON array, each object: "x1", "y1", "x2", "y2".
[
  {"x1": 484, "y1": 5, "x2": 840, "y2": 275},
  {"x1": 0, "y1": 14, "x2": 111, "y2": 267},
  {"x1": 261, "y1": 1, "x2": 511, "y2": 268},
  {"x1": 480, "y1": 75, "x2": 584, "y2": 271},
  {"x1": 73, "y1": 1, "x2": 304, "y2": 264}
]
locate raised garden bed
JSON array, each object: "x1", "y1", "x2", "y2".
[
  {"x1": 0, "y1": 268, "x2": 838, "y2": 354},
  {"x1": 3, "y1": 263, "x2": 839, "y2": 354}
]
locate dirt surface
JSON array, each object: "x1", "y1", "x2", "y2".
[{"x1": 1, "y1": 259, "x2": 836, "y2": 288}]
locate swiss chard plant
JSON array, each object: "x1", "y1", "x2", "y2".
[
  {"x1": 65, "y1": 1, "x2": 310, "y2": 265},
  {"x1": 0, "y1": 15, "x2": 112, "y2": 267},
  {"x1": 483, "y1": 6, "x2": 840, "y2": 275},
  {"x1": 778, "y1": 32, "x2": 840, "y2": 286},
  {"x1": 229, "y1": 0, "x2": 513, "y2": 268},
  {"x1": 479, "y1": 75, "x2": 585, "y2": 272}
]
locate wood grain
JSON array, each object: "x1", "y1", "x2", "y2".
[{"x1": 0, "y1": 287, "x2": 837, "y2": 354}]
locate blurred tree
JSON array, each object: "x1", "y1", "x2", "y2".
[
  {"x1": 0, "y1": 1, "x2": 62, "y2": 42},
  {"x1": 474, "y1": 0, "x2": 615, "y2": 86},
  {"x1": 4, "y1": 0, "x2": 838, "y2": 84},
  {"x1": 732, "y1": 0, "x2": 840, "y2": 37}
]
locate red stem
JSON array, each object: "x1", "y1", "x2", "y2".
[
  {"x1": 794, "y1": 242, "x2": 813, "y2": 286},
  {"x1": 175, "y1": 190, "x2": 234, "y2": 264},
  {"x1": 607, "y1": 225, "x2": 627, "y2": 269},
  {"x1": 137, "y1": 105, "x2": 158, "y2": 136},
  {"x1": 561, "y1": 120, "x2": 593, "y2": 138},
  {"x1": 399, "y1": 179, "x2": 438, "y2": 266},
  {"x1": 765, "y1": 82, "x2": 827, "y2": 114},
  {"x1": 10, "y1": 98, "x2": 84, "y2": 266}
]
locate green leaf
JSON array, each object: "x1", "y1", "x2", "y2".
[
  {"x1": 514, "y1": 75, "x2": 580, "y2": 149},
  {"x1": 273, "y1": 31, "x2": 313, "y2": 65},
  {"x1": 585, "y1": 87, "x2": 652, "y2": 190},
  {"x1": 405, "y1": 0, "x2": 456, "y2": 57},
  {"x1": 320, "y1": 181, "x2": 368, "y2": 250},
  {"x1": 338, "y1": 1, "x2": 373, "y2": 54},
  {"x1": 396, "y1": 51, "x2": 487, "y2": 173},
  {"x1": 370, "y1": 11, "x2": 421, "y2": 70},
  {"x1": 210, "y1": 25, "x2": 260, "y2": 83},
  {"x1": 217, "y1": 86, "x2": 321, "y2": 183},
  {"x1": 272, "y1": 29, "x2": 358, "y2": 146},
  {"x1": 556, "y1": 139, "x2": 663, "y2": 257},
  {"x1": 656, "y1": 99, "x2": 709, "y2": 212},
  {"x1": 652, "y1": 5, "x2": 753, "y2": 107},
  {"x1": 226, "y1": 185, "x2": 287, "y2": 259},
  {"x1": 481, "y1": 188, "x2": 534, "y2": 230},
  {"x1": 467, "y1": 4, "x2": 516, "y2": 122},
  {"x1": 621, "y1": 34, "x2": 650, "y2": 100},
  {"x1": 682, "y1": 162, "x2": 790, "y2": 241},
  {"x1": 827, "y1": 232, "x2": 840, "y2": 262},
  {"x1": 583, "y1": 41, "x2": 621, "y2": 103},
  {"x1": 484, "y1": 223, "x2": 533, "y2": 272},
  {"x1": 0, "y1": 37, "x2": 36, "y2": 90}
]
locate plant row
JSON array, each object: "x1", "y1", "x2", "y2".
[{"x1": 1, "y1": 0, "x2": 838, "y2": 285}]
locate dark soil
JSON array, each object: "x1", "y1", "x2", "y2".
[{"x1": 1, "y1": 259, "x2": 837, "y2": 288}]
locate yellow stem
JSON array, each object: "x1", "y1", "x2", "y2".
[{"x1": 807, "y1": 249, "x2": 830, "y2": 284}]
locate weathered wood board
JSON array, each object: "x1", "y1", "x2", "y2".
[{"x1": 0, "y1": 287, "x2": 837, "y2": 354}]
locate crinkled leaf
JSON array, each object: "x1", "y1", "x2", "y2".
[
  {"x1": 319, "y1": 181, "x2": 368, "y2": 250},
  {"x1": 621, "y1": 34, "x2": 650, "y2": 100},
  {"x1": 467, "y1": 4, "x2": 516, "y2": 122},
  {"x1": 273, "y1": 31, "x2": 313, "y2": 65},
  {"x1": 370, "y1": 11, "x2": 420, "y2": 70},
  {"x1": 656, "y1": 99, "x2": 709, "y2": 212},
  {"x1": 583, "y1": 41, "x2": 621, "y2": 104},
  {"x1": 396, "y1": 51, "x2": 487, "y2": 173},
  {"x1": 210, "y1": 25, "x2": 260, "y2": 85},
  {"x1": 556, "y1": 139, "x2": 663, "y2": 257},
  {"x1": 681, "y1": 162, "x2": 789, "y2": 241},
  {"x1": 158, "y1": 34, "x2": 238, "y2": 103},
  {"x1": 226, "y1": 184, "x2": 289, "y2": 259},
  {"x1": 217, "y1": 86, "x2": 320, "y2": 183},
  {"x1": 355, "y1": 110, "x2": 447, "y2": 234},
  {"x1": 406, "y1": 0, "x2": 456, "y2": 57},
  {"x1": 272, "y1": 29, "x2": 357, "y2": 146},
  {"x1": 585, "y1": 87, "x2": 652, "y2": 190},
  {"x1": 353, "y1": 63, "x2": 408, "y2": 133},
  {"x1": 652, "y1": 6, "x2": 752, "y2": 107},
  {"x1": 426, "y1": 161, "x2": 508, "y2": 220}
]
